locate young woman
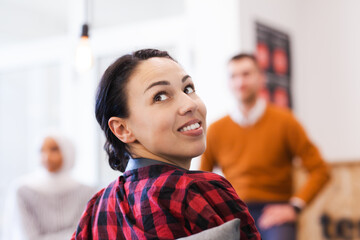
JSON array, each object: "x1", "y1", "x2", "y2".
[
  {"x1": 72, "y1": 49, "x2": 261, "y2": 240},
  {"x1": 3, "y1": 132, "x2": 95, "y2": 240}
]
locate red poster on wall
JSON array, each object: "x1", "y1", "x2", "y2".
[{"x1": 256, "y1": 22, "x2": 292, "y2": 109}]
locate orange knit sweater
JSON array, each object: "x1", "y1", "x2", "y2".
[{"x1": 200, "y1": 104, "x2": 330, "y2": 204}]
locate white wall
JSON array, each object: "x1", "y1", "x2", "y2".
[
  {"x1": 185, "y1": 0, "x2": 241, "y2": 124},
  {"x1": 239, "y1": 0, "x2": 360, "y2": 162},
  {"x1": 296, "y1": 0, "x2": 360, "y2": 161},
  {"x1": 184, "y1": 0, "x2": 241, "y2": 170}
]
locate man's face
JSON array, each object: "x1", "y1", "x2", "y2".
[{"x1": 228, "y1": 58, "x2": 263, "y2": 104}]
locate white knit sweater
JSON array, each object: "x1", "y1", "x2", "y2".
[{"x1": 3, "y1": 177, "x2": 94, "y2": 240}]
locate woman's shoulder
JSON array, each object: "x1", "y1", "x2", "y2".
[
  {"x1": 153, "y1": 167, "x2": 226, "y2": 182},
  {"x1": 185, "y1": 170, "x2": 227, "y2": 181},
  {"x1": 135, "y1": 167, "x2": 232, "y2": 195},
  {"x1": 180, "y1": 171, "x2": 242, "y2": 206},
  {"x1": 180, "y1": 170, "x2": 233, "y2": 191}
]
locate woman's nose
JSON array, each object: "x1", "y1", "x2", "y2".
[
  {"x1": 41, "y1": 152, "x2": 50, "y2": 161},
  {"x1": 178, "y1": 93, "x2": 198, "y2": 115}
]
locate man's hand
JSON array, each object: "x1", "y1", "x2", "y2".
[{"x1": 258, "y1": 204, "x2": 297, "y2": 229}]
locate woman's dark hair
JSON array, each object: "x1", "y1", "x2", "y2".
[{"x1": 95, "y1": 49, "x2": 175, "y2": 172}]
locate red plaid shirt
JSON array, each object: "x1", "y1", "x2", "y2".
[{"x1": 72, "y1": 163, "x2": 260, "y2": 239}]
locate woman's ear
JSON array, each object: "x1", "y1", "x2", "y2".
[{"x1": 108, "y1": 117, "x2": 136, "y2": 143}]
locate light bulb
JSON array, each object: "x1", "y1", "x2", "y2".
[{"x1": 75, "y1": 36, "x2": 93, "y2": 73}]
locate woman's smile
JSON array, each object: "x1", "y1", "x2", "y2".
[{"x1": 177, "y1": 119, "x2": 203, "y2": 136}]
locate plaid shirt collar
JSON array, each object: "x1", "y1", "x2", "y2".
[{"x1": 125, "y1": 157, "x2": 186, "y2": 172}]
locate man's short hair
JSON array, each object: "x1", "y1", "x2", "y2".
[{"x1": 229, "y1": 53, "x2": 261, "y2": 70}]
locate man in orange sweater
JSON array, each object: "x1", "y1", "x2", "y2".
[{"x1": 200, "y1": 53, "x2": 330, "y2": 240}]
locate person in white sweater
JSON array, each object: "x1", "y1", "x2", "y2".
[{"x1": 2, "y1": 132, "x2": 95, "y2": 240}]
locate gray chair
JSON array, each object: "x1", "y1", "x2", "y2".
[{"x1": 177, "y1": 218, "x2": 241, "y2": 240}]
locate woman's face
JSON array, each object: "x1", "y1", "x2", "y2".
[
  {"x1": 124, "y1": 57, "x2": 207, "y2": 166},
  {"x1": 41, "y1": 137, "x2": 63, "y2": 172}
]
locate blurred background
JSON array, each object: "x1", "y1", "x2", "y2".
[{"x1": 1, "y1": 0, "x2": 359, "y2": 239}]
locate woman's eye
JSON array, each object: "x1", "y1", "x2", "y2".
[
  {"x1": 51, "y1": 147, "x2": 59, "y2": 152},
  {"x1": 154, "y1": 93, "x2": 168, "y2": 102},
  {"x1": 184, "y1": 85, "x2": 195, "y2": 94}
]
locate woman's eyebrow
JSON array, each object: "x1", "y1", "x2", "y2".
[
  {"x1": 144, "y1": 80, "x2": 170, "y2": 93},
  {"x1": 182, "y1": 75, "x2": 191, "y2": 82},
  {"x1": 144, "y1": 75, "x2": 191, "y2": 93}
]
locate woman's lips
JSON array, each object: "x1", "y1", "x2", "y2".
[{"x1": 178, "y1": 120, "x2": 203, "y2": 136}]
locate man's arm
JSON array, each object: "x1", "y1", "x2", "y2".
[
  {"x1": 286, "y1": 113, "x2": 331, "y2": 205},
  {"x1": 259, "y1": 113, "x2": 330, "y2": 230}
]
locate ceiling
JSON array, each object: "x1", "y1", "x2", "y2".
[{"x1": 0, "y1": 0, "x2": 186, "y2": 46}]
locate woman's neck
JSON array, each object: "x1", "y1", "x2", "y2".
[{"x1": 129, "y1": 144, "x2": 191, "y2": 170}]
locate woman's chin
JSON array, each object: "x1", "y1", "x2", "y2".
[{"x1": 187, "y1": 145, "x2": 206, "y2": 159}]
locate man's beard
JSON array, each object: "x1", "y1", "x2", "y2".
[{"x1": 241, "y1": 91, "x2": 257, "y2": 105}]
